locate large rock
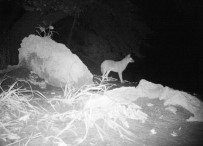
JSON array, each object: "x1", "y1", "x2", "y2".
[
  {"x1": 106, "y1": 79, "x2": 203, "y2": 122},
  {"x1": 18, "y1": 35, "x2": 93, "y2": 88}
]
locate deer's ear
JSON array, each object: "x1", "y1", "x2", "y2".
[{"x1": 127, "y1": 54, "x2": 131, "y2": 57}]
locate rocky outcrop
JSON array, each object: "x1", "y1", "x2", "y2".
[{"x1": 18, "y1": 34, "x2": 93, "y2": 88}]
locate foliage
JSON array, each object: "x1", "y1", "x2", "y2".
[{"x1": 36, "y1": 24, "x2": 57, "y2": 38}]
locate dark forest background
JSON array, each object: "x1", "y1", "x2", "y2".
[{"x1": 0, "y1": 0, "x2": 202, "y2": 95}]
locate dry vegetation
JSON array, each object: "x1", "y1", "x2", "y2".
[{"x1": 0, "y1": 76, "x2": 147, "y2": 146}]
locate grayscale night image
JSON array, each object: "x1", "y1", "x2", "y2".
[{"x1": 0, "y1": 0, "x2": 202, "y2": 146}]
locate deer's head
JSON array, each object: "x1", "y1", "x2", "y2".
[{"x1": 126, "y1": 54, "x2": 134, "y2": 63}]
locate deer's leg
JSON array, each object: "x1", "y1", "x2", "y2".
[
  {"x1": 118, "y1": 72, "x2": 124, "y2": 83},
  {"x1": 102, "y1": 70, "x2": 110, "y2": 82},
  {"x1": 105, "y1": 70, "x2": 111, "y2": 77}
]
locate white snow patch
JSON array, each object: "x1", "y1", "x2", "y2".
[
  {"x1": 171, "y1": 131, "x2": 178, "y2": 137},
  {"x1": 165, "y1": 106, "x2": 177, "y2": 114},
  {"x1": 150, "y1": 128, "x2": 157, "y2": 135},
  {"x1": 147, "y1": 103, "x2": 154, "y2": 107}
]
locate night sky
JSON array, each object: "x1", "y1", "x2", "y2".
[{"x1": 0, "y1": 0, "x2": 202, "y2": 95}]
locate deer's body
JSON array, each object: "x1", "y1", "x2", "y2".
[{"x1": 101, "y1": 54, "x2": 134, "y2": 83}]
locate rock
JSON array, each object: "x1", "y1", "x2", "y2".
[{"x1": 18, "y1": 34, "x2": 93, "y2": 88}]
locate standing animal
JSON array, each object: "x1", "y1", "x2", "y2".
[{"x1": 101, "y1": 54, "x2": 134, "y2": 83}]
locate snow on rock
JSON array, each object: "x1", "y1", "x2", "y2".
[
  {"x1": 105, "y1": 79, "x2": 165, "y2": 103},
  {"x1": 163, "y1": 91, "x2": 203, "y2": 122},
  {"x1": 18, "y1": 34, "x2": 93, "y2": 88},
  {"x1": 0, "y1": 65, "x2": 19, "y2": 73},
  {"x1": 137, "y1": 80, "x2": 203, "y2": 122},
  {"x1": 106, "y1": 79, "x2": 203, "y2": 122}
]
